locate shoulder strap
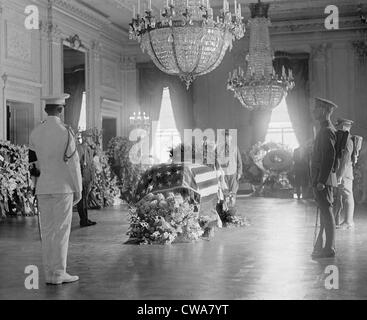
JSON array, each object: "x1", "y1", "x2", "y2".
[{"x1": 63, "y1": 125, "x2": 77, "y2": 163}]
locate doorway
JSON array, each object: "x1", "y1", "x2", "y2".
[
  {"x1": 6, "y1": 101, "x2": 34, "y2": 146},
  {"x1": 63, "y1": 45, "x2": 86, "y2": 132},
  {"x1": 102, "y1": 117, "x2": 117, "y2": 151}
]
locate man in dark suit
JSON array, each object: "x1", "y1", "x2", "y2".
[{"x1": 311, "y1": 97, "x2": 338, "y2": 258}]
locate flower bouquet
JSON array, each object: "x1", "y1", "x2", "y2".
[
  {"x1": 127, "y1": 192, "x2": 204, "y2": 245},
  {"x1": 0, "y1": 141, "x2": 36, "y2": 217},
  {"x1": 217, "y1": 208, "x2": 251, "y2": 228},
  {"x1": 107, "y1": 137, "x2": 147, "y2": 203}
]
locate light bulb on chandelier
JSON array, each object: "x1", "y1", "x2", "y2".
[
  {"x1": 128, "y1": 0, "x2": 246, "y2": 89},
  {"x1": 227, "y1": 0, "x2": 295, "y2": 111}
]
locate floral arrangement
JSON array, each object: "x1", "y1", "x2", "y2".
[
  {"x1": 0, "y1": 141, "x2": 36, "y2": 217},
  {"x1": 107, "y1": 137, "x2": 147, "y2": 202},
  {"x1": 249, "y1": 141, "x2": 293, "y2": 174},
  {"x1": 215, "y1": 197, "x2": 251, "y2": 228},
  {"x1": 217, "y1": 209, "x2": 251, "y2": 228},
  {"x1": 354, "y1": 143, "x2": 367, "y2": 204},
  {"x1": 127, "y1": 192, "x2": 204, "y2": 245},
  {"x1": 88, "y1": 152, "x2": 120, "y2": 209},
  {"x1": 248, "y1": 141, "x2": 294, "y2": 197}
]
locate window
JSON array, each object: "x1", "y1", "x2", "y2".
[
  {"x1": 153, "y1": 87, "x2": 181, "y2": 163},
  {"x1": 265, "y1": 98, "x2": 299, "y2": 150},
  {"x1": 78, "y1": 92, "x2": 87, "y2": 131}
]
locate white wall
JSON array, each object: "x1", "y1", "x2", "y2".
[{"x1": 0, "y1": 0, "x2": 140, "y2": 141}]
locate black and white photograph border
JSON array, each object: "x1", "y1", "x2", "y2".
[{"x1": 1, "y1": 0, "x2": 367, "y2": 306}]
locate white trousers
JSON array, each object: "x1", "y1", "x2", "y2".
[{"x1": 37, "y1": 194, "x2": 73, "y2": 279}]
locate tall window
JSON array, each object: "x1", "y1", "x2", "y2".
[
  {"x1": 153, "y1": 87, "x2": 181, "y2": 163},
  {"x1": 265, "y1": 98, "x2": 299, "y2": 150},
  {"x1": 78, "y1": 92, "x2": 87, "y2": 131}
]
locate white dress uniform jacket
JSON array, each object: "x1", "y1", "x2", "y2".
[{"x1": 29, "y1": 116, "x2": 82, "y2": 195}]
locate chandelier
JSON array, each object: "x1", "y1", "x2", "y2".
[
  {"x1": 227, "y1": 0, "x2": 294, "y2": 111},
  {"x1": 129, "y1": 112, "x2": 151, "y2": 131},
  {"x1": 129, "y1": 0, "x2": 245, "y2": 89}
]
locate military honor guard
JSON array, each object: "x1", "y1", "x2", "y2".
[
  {"x1": 29, "y1": 94, "x2": 82, "y2": 285},
  {"x1": 221, "y1": 134, "x2": 243, "y2": 209},
  {"x1": 334, "y1": 118, "x2": 355, "y2": 230},
  {"x1": 311, "y1": 97, "x2": 338, "y2": 259},
  {"x1": 77, "y1": 132, "x2": 97, "y2": 228}
]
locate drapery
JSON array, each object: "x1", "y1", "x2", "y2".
[
  {"x1": 250, "y1": 109, "x2": 272, "y2": 145},
  {"x1": 139, "y1": 64, "x2": 164, "y2": 123},
  {"x1": 168, "y1": 77, "x2": 194, "y2": 138},
  {"x1": 138, "y1": 63, "x2": 194, "y2": 139},
  {"x1": 64, "y1": 67, "x2": 85, "y2": 131},
  {"x1": 274, "y1": 52, "x2": 313, "y2": 146}
]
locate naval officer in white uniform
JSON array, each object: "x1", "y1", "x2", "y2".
[{"x1": 29, "y1": 94, "x2": 82, "y2": 285}]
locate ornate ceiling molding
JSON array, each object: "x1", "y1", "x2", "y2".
[
  {"x1": 39, "y1": 20, "x2": 62, "y2": 38},
  {"x1": 51, "y1": 0, "x2": 108, "y2": 29},
  {"x1": 51, "y1": 0, "x2": 128, "y2": 40},
  {"x1": 270, "y1": 16, "x2": 367, "y2": 35}
]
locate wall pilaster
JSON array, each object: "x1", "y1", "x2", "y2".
[
  {"x1": 88, "y1": 40, "x2": 102, "y2": 130},
  {"x1": 121, "y1": 55, "x2": 138, "y2": 137}
]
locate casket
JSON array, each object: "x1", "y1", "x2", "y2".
[{"x1": 133, "y1": 162, "x2": 219, "y2": 217}]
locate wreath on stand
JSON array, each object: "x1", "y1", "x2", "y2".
[{"x1": 249, "y1": 141, "x2": 294, "y2": 198}]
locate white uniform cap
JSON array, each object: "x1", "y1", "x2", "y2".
[
  {"x1": 41, "y1": 93, "x2": 70, "y2": 105},
  {"x1": 336, "y1": 118, "x2": 354, "y2": 126},
  {"x1": 315, "y1": 97, "x2": 338, "y2": 110}
]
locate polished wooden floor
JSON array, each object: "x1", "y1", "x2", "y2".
[{"x1": 1, "y1": 198, "x2": 367, "y2": 300}]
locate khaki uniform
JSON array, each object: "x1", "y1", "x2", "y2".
[
  {"x1": 335, "y1": 135, "x2": 354, "y2": 225},
  {"x1": 222, "y1": 146, "x2": 243, "y2": 207},
  {"x1": 29, "y1": 116, "x2": 82, "y2": 280},
  {"x1": 76, "y1": 142, "x2": 95, "y2": 224},
  {"x1": 311, "y1": 120, "x2": 337, "y2": 252}
]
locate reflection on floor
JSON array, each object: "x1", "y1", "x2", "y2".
[{"x1": 1, "y1": 198, "x2": 367, "y2": 300}]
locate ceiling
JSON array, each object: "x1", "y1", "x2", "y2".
[{"x1": 75, "y1": 0, "x2": 364, "y2": 34}]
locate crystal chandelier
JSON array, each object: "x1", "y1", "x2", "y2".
[
  {"x1": 129, "y1": 112, "x2": 151, "y2": 131},
  {"x1": 129, "y1": 0, "x2": 245, "y2": 89},
  {"x1": 227, "y1": 0, "x2": 294, "y2": 111}
]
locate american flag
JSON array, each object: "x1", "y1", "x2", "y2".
[{"x1": 133, "y1": 163, "x2": 219, "y2": 211}]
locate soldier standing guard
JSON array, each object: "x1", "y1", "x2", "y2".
[
  {"x1": 311, "y1": 97, "x2": 338, "y2": 259},
  {"x1": 334, "y1": 118, "x2": 355, "y2": 230},
  {"x1": 29, "y1": 94, "x2": 82, "y2": 285},
  {"x1": 77, "y1": 131, "x2": 97, "y2": 228},
  {"x1": 221, "y1": 134, "x2": 243, "y2": 210}
]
